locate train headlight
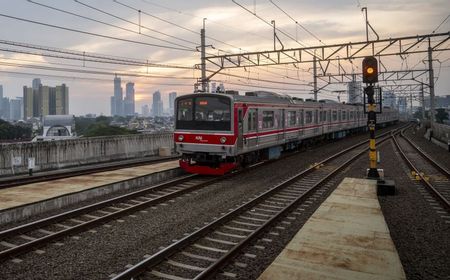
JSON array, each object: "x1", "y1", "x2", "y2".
[
  {"x1": 178, "y1": 135, "x2": 184, "y2": 142},
  {"x1": 220, "y1": 137, "x2": 227, "y2": 144}
]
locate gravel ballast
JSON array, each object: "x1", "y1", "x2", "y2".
[{"x1": 0, "y1": 124, "x2": 408, "y2": 280}]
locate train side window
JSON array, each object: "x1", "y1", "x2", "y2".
[
  {"x1": 247, "y1": 109, "x2": 257, "y2": 131},
  {"x1": 328, "y1": 110, "x2": 331, "y2": 122},
  {"x1": 332, "y1": 111, "x2": 337, "y2": 121},
  {"x1": 315, "y1": 110, "x2": 318, "y2": 124},
  {"x1": 299, "y1": 110, "x2": 304, "y2": 125},
  {"x1": 350, "y1": 111, "x2": 354, "y2": 120},
  {"x1": 177, "y1": 98, "x2": 193, "y2": 121},
  {"x1": 338, "y1": 110, "x2": 342, "y2": 121},
  {"x1": 305, "y1": 111, "x2": 313, "y2": 124},
  {"x1": 287, "y1": 111, "x2": 297, "y2": 126},
  {"x1": 262, "y1": 111, "x2": 274, "y2": 129}
]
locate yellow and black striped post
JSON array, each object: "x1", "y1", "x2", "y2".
[
  {"x1": 362, "y1": 56, "x2": 380, "y2": 179},
  {"x1": 365, "y1": 85, "x2": 379, "y2": 178}
]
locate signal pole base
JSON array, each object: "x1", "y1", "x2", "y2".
[
  {"x1": 366, "y1": 168, "x2": 380, "y2": 179},
  {"x1": 377, "y1": 179, "x2": 396, "y2": 196}
]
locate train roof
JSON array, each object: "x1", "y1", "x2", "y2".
[{"x1": 177, "y1": 91, "x2": 358, "y2": 107}]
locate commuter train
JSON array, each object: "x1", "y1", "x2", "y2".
[{"x1": 174, "y1": 91, "x2": 398, "y2": 175}]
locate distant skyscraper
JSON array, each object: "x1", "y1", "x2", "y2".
[
  {"x1": 23, "y1": 86, "x2": 33, "y2": 119},
  {"x1": 0, "y1": 84, "x2": 4, "y2": 119},
  {"x1": 152, "y1": 90, "x2": 163, "y2": 117},
  {"x1": 110, "y1": 96, "x2": 116, "y2": 116},
  {"x1": 142, "y1": 105, "x2": 149, "y2": 117},
  {"x1": 398, "y1": 97, "x2": 408, "y2": 113},
  {"x1": 0, "y1": 85, "x2": 10, "y2": 120},
  {"x1": 10, "y1": 97, "x2": 23, "y2": 121},
  {"x1": 23, "y1": 80, "x2": 69, "y2": 119},
  {"x1": 32, "y1": 78, "x2": 41, "y2": 91},
  {"x1": 347, "y1": 78, "x2": 362, "y2": 104},
  {"x1": 112, "y1": 75, "x2": 123, "y2": 116},
  {"x1": 383, "y1": 91, "x2": 397, "y2": 108},
  {"x1": 124, "y1": 82, "x2": 135, "y2": 116},
  {"x1": 169, "y1": 92, "x2": 177, "y2": 115}
]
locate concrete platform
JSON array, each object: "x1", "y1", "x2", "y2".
[
  {"x1": 258, "y1": 177, "x2": 406, "y2": 280},
  {"x1": 0, "y1": 160, "x2": 181, "y2": 224}
]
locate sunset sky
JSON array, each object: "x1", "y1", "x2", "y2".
[{"x1": 0, "y1": 0, "x2": 448, "y2": 115}]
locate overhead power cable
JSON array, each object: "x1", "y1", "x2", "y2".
[
  {"x1": 0, "y1": 13, "x2": 195, "y2": 52},
  {"x1": 232, "y1": 0, "x2": 310, "y2": 48},
  {"x1": 0, "y1": 40, "x2": 195, "y2": 69},
  {"x1": 72, "y1": 0, "x2": 198, "y2": 46},
  {"x1": 27, "y1": 0, "x2": 195, "y2": 50},
  {"x1": 0, "y1": 61, "x2": 195, "y2": 80},
  {"x1": 269, "y1": 0, "x2": 324, "y2": 44},
  {"x1": 0, "y1": 69, "x2": 194, "y2": 87}
]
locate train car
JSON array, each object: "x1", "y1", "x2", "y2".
[{"x1": 174, "y1": 91, "x2": 398, "y2": 175}]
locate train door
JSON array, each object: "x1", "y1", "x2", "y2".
[
  {"x1": 278, "y1": 109, "x2": 285, "y2": 142},
  {"x1": 238, "y1": 108, "x2": 244, "y2": 149}
]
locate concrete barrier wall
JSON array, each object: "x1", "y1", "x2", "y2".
[
  {"x1": 0, "y1": 167, "x2": 184, "y2": 225},
  {"x1": 431, "y1": 122, "x2": 450, "y2": 144},
  {"x1": 0, "y1": 133, "x2": 174, "y2": 176}
]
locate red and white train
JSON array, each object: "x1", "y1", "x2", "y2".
[{"x1": 174, "y1": 91, "x2": 398, "y2": 175}]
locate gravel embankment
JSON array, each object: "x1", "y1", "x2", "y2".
[
  {"x1": 214, "y1": 136, "x2": 450, "y2": 280},
  {"x1": 404, "y1": 126, "x2": 450, "y2": 168},
  {"x1": 0, "y1": 124, "x2": 403, "y2": 280}
]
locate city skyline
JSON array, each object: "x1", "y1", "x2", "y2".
[{"x1": 0, "y1": 0, "x2": 448, "y2": 115}]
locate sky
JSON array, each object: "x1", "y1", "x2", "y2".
[{"x1": 0, "y1": 0, "x2": 449, "y2": 116}]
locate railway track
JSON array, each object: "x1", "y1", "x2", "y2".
[
  {"x1": 111, "y1": 129, "x2": 399, "y2": 280},
  {"x1": 0, "y1": 174, "x2": 219, "y2": 261},
  {"x1": 392, "y1": 128, "x2": 450, "y2": 212},
  {"x1": 0, "y1": 156, "x2": 180, "y2": 189},
  {"x1": 0, "y1": 150, "x2": 288, "y2": 262}
]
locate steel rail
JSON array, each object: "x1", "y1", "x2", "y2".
[
  {"x1": 401, "y1": 130, "x2": 450, "y2": 178},
  {"x1": 392, "y1": 130, "x2": 450, "y2": 211},
  {"x1": 112, "y1": 127, "x2": 400, "y2": 280},
  {"x1": 0, "y1": 156, "x2": 180, "y2": 189}
]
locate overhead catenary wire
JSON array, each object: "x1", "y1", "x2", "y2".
[
  {"x1": 75, "y1": 0, "x2": 311, "y2": 84},
  {"x1": 72, "y1": 0, "x2": 198, "y2": 46},
  {"x1": 0, "y1": 13, "x2": 195, "y2": 52},
  {"x1": 0, "y1": 43, "x2": 195, "y2": 70},
  {"x1": 27, "y1": 0, "x2": 196, "y2": 50},
  {"x1": 0, "y1": 69, "x2": 194, "y2": 87}
]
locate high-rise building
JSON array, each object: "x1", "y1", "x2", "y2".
[
  {"x1": 124, "y1": 82, "x2": 135, "y2": 116},
  {"x1": 112, "y1": 75, "x2": 123, "y2": 116},
  {"x1": 398, "y1": 97, "x2": 407, "y2": 113},
  {"x1": 0, "y1": 85, "x2": 10, "y2": 120},
  {"x1": 55, "y1": 84, "x2": 69, "y2": 115},
  {"x1": 10, "y1": 97, "x2": 23, "y2": 121},
  {"x1": 383, "y1": 91, "x2": 397, "y2": 108},
  {"x1": 169, "y1": 92, "x2": 177, "y2": 115},
  {"x1": 142, "y1": 105, "x2": 149, "y2": 117},
  {"x1": 347, "y1": 79, "x2": 362, "y2": 104},
  {"x1": 110, "y1": 96, "x2": 116, "y2": 116},
  {"x1": 23, "y1": 86, "x2": 33, "y2": 119},
  {"x1": 152, "y1": 90, "x2": 163, "y2": 117},
  {"x1": 23, "y1": 80, "x2": 69, "y2": 119},
  {"x1": 0, "y1": 84, "x2": 4, "y2": 119},
  {"x1": 32, "y1": 78, "x2": 41, "y2": 91}
]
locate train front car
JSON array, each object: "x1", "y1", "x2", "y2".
[{"x1": 174, "y1": 93, "x2": 237, "y2": 175}]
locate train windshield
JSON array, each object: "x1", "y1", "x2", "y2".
[{"x1": 176, "y1": 96, "x2": 231, "y2": 131}]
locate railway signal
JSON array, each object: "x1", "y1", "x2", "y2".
[{"x1": 363, "y1": 56, "x2": 380, "y2": 179}]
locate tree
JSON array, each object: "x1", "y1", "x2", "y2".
[
  {"x1": 0, "y1": 119, "x2": 32, "y2": 140},
  {"x1": 435, "y1": 108, "x2": 449, "y2": 124},
  {"x1": 83, "y1": 123, "x2": 137, "y2": 137}
]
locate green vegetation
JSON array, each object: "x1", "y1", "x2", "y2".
[
  {"x1": 75, "y1": 116, "x2": 137, "y2": 137},
  {"x1": 413, "y1": 108, "x2": 449, "y2": 124},
  {"x1": 435, "y1": 108, "x2": 449, "y2": 124},
  {"x1": 0, "y1": 119, "x2": 32, "y2": 140}
]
